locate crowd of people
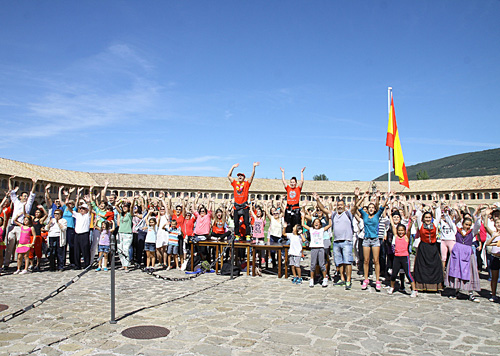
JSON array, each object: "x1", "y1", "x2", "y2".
[{"x1": 1, "y1": 165, "x2": 500, "y2": 304}]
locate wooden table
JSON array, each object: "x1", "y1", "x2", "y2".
[
  {"x1": 190, "y1": 240, "x2": 251, "y2": 276},
  {"x1": 251, "y1": 244, "x2": 290, "y2": 278}
]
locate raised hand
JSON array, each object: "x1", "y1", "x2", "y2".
[
  {"x1": 253, "y1": 162, "x2": 260, "y2": 167},
  {"x1": 45, "y1": 183, "x2": 51, "y2": 191},
  {"x1": 354, "y1": 187, "x2": 360, "y2": 196},
  {"x1": 69, "y1": 187, "x2": 76, "y2": 194},
  {"x1": 301, "y1": 167, "x2": 306, "y2": 173},
  {"x1": 280, "y1": 167, "x2": 285, "y2": 173}
]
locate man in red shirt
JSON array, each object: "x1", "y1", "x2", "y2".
[
  {"x1": 281, "y1": 167, "x2": 305, "y2": 233},
  {"x1": 228, "y1": 162, "x2": 259, "y2": 241}
]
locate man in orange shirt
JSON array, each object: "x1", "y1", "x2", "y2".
[
  {"x1": 228, "y1": 162, "x2": 259, "y2": 241},
  {"x1": 281, "y1": 167, "x2": 305, "y2": 233}
]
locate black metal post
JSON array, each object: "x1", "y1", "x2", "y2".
[
  {"x1": 230, "y1": 236, "x2": 235, "y2": 280},
  {"x1": 110, "y1": 234, "x2": 116, "y2": 324}
]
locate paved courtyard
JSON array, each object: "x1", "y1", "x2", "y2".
[{"x1": 1, "y1": 263, "x2": 499, "y2": 356}]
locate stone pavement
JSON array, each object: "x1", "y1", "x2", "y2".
[{"x1": 1, "y1": 263, "x2": 499, "y2": 356}]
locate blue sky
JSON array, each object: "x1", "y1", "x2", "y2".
[{"x1": 1, "y1": 1, "x2": 499, "y2": 182}]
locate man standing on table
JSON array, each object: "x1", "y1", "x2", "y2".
[{"x1": 228, "y1": 162, "x2": 259, "y2": 242}]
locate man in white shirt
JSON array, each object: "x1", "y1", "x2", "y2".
[
  {"x1": 72, "y1": 189, "x2": 92, "y2": 269},
  {"x1": 4, "y1": 176, "x2": 37, "y2": 269}
]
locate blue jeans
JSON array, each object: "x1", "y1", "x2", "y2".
[{"x1": 333, "y1": 240, "x2": 353, "y2": 265}]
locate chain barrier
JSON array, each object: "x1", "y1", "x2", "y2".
[{"x1": 0, "y1": 255, "x2": 104, "y2": 323}]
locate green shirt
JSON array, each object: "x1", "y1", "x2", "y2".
[{"x1": 118, "y1": 212, "x2": 133, "y2": 234}]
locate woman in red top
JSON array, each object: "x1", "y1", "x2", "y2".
[
  {"x1": 281, "y1": 167, "x2": 305, "y2": 233},
  {"x1": 211, "y1": 208, "x2": 231, "y2": 241}
]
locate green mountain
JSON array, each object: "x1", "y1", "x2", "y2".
[{"x1": 374, "y1": 148, "x2": 500, "y2": 181}]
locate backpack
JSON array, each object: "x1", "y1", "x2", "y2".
[
  {"x1": 220, "y1": 262, "x2": 241, "y2": 276},
  {"x1": 186, "y1": 255, "x2": 201, "y2": 271}
]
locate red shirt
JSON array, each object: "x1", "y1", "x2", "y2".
[
  {"x1": 182, "y1": 216, "x2": 196, "y2": 236},
  {"x1": 212, "y1": 219, "x2": 225, "y2": 234},
  {"x1": 1, "y1": 206, "x2": 12, "y2": 223},
  {"x1": 172, "y1": 213, "x2": 185, "y2": 227},
  {"x1": 419, "y1": 224, "x2": 437, "y2": 244},
  {"x1": 232, "y1": 179, "x2": 251, "y2": 205},
  {"x1": 286, "y1": 186, "x2": 302, "y2": 206}
]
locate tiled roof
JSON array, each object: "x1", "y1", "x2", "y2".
[{"x1": 1, "y1": 157, "x2": 499, "y2": 194}]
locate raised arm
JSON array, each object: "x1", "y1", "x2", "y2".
[
  {"x1": 312, "y1": 192, "x2": 329, "y2": 215},
  {"x1": 299, "y1": 167, "x2": 305, "y2": 188},
  {"x1": 101, "y1": 181, "x2": 109, "y2": 204},
  {"x1": 44, "y1": 183, "x2": 53, "y2": 207},
  {"x1": 280, "y1": 167, "x2": 287, "y2": 189},
  {"x1": 248, "y1": 162, "x2": 260, "y2": 185},
  {"x1": 227, "y1": 163, "x2": 239, "y2": 183}
]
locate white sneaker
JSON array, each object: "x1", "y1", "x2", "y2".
[
  {"x1": 322, "y1": 278, "x2": 328, "y2": 288},
  {"x1": 20, "y1": 270, "x2": 28, "y2": 275},
  {"x1": 309, "y1": 280, "x2": 314, "y2": 288},
  {"x1": 410, "y1": 290, "x2": 418, "y2": 298},
  {"x1": 13, "y1": 270, "x2": 21, "y2": 275},
  {"x1": 387, "y1": 287, "x2": 394, "y2": 295}
]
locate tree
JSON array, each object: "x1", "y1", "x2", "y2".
[
  {"x1": 313, "y1": 174, "x2": 329, "y2": 181},
  {"x1": 416, "y1": 170, "x2": 429, "y2": 180}
]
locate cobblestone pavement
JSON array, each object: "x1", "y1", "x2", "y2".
[{"x1": 1, "y1": 262, "x2": 499, "y2": 356}]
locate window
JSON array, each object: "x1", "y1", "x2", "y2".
[
  {"x1": 445, "y1": 194, "x2": 450, "y2": 200},
  {"x1": 477, "y1": 193, "x2": 482, "y2": 199},
  {"x1": 422, "y1": 195, "x2": 426, "y2": 201},
  {"x1": 300, "y1": 196, "x2": 305, "y2": 201},
  {"x1": 250, "y1": 194, "x2": 255, "y2": 199},
  {"x1": 493, "y1": 193, "x2": 498, "y2": 199},
  {"x1": 190, "y1": 192, "x2": 196, "y2": 198},
  {"x1": 20, "y1": 182, "x2": 25, "y2": 191},
  {"x1": 127, "y1": 191, "x2": 133, "y2": 197},
  {"x1": 84, "y1": 189, "x2": 89, "y2": 195},
  {"x1": 269, "y1": 195, "x2": 274, "y2": 200},
  {"x1": 1, "y1": 179, "x2": 6, "y2": 189},
  {"x1": 275, "y1": 195, "x2": 280, "y2": 200},
  {"x1": 470, "y1": 193, "x2": 476, "y2": 200},
  {"x1": 428, "y1": 195, "x2": 432, "y2": 200},
  {"x1": 35, "y1": 184, "x2": 40, "y2": 192},
  {"x1": 457, "y1": 193, "x2": 462, "y2": 200},
  {"x1": 217, "y1": 193, "x2": 223, "y2": 199},
  {"x1": 463, "y1": 193, "x2": 469, "y2": 200},
  {"x1": 347, "y1": 197, "x2": 352, "y2": 202},
  {"x1": 485, "y1": 193, "x2": 491, "y2": 199},
  {"x1": 257, "y1": 194, "x2": 262, "y2": 200},
  {"x1": 224, "y1": 194, "x2": 229, "y2": 199}
]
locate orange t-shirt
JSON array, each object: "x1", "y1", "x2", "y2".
[
  {"x1": 212, "y1": 219, "x2": 225, "y2": 234},
  {"x1": 231, "y1": 179, "x2": 251, "y2": 205},
  {"x1": 286, "y1": 186, "x2": 302, "y2": 206}
]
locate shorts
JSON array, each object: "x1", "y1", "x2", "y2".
[
  {"x1": 490, "y1": 256, "x2": 500, "y2": 271},
  {"x1": 144, "y1": 242, "x2": 156, "y2": 252},
  {"x1": 167, "y1": 245, "x2": 179, "y2": 255},
  {"x1": 289, "y1": 255, "x2": 301, "y2": 267},
  {"x1": 310, "y1": 247, "x2": 326, "y2": 272},
  {"x1": 98, "y1": 245, "x2": 110, "y2": 253},
  {"x1": 333, "y1": 240, "x2": 353, "y2": 265},
  {"x1": 362, "y1": 238, "x2": 380, "y2": 248},
  {"x1": 252, "y1": 238, "x2": 265, "y2": 245}
]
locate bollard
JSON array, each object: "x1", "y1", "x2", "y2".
[
  {"x1": 230, "y1": 236, "x2": 235, "y2": 280},
  {"x1": 110, "y1": 235, "x2": 116, "y2": 324}
]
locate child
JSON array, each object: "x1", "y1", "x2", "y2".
[
  {"x1": 13, "y1": 214, "x2": 36, "y2": 274},
  {"x1": 0, "y1": 217, "x2": 6, "y2": 271},
  {"x1": 96, "y1": 220, "x2": 114, "y2": 272},
  {"x1": 284, "y1": 222, "x2": 306, "y2": 284},
  {"x1": 388, "y1": 215, "x2": 418, "y2": 297},
  {"x1": 143, "y1": 210, "x2": 158, "y2": 273},
  {"x1": 302, "y1": 216, "x2": 332, "y2": 288},
  {"x1": 166, "y1": 219, "x2": 182, "y2": 270}
]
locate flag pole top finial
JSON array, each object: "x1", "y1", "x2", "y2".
[{"x1": 388, "y1": 87, "x2": 392, "y2": 90}]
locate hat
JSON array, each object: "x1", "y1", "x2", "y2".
[
  {"x1": 237, "y1": 172, "x2": 245, "y2": 179},
  {"x1": 79, "y1": 203, "x2": 89, "y2": 209}
]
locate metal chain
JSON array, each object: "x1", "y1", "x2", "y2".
[{"x1": 0, "y1": 255, "x2": 104, "y2": 323}]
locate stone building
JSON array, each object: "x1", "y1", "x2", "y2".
[{"x1": 1, "y1": 157, "x2": 499, "y2": 207}]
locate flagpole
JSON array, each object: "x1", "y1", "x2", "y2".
[{"x1": 388, "y1": 87, "x2": 392, "y2": 193}]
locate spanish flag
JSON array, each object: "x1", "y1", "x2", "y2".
[{"x1": 386, "y1": 93, "x2": 410, "y2": 188}]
